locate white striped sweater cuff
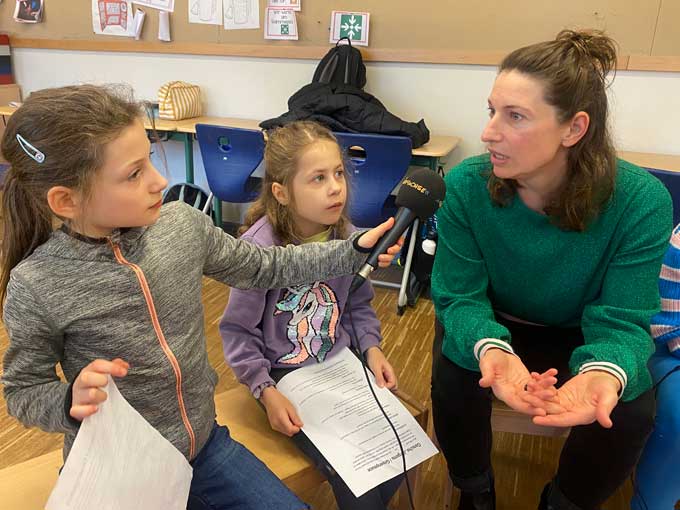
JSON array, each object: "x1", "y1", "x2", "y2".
[
  {"x1": 473, "y1": 338, "x2": 515, "y2": 361},
  {"x1": 579, "y1": 361, "x2": 627, "y2": 397}
]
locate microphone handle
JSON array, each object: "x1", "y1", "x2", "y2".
[{"x1": 349, "y1": 207, "x2": 417, "y2": 293}]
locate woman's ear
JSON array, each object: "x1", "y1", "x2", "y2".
[
  {"x1": 271, "y1": 182, "x2": 290, "y2": 206},
  {"x1": 562, "y1": 111, "x2": 590, "y2": 148},
  {"x1": 46, "y1": 186, "x2": 81, "y2": 220}
]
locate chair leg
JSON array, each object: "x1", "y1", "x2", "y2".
[{"x1": 397, "y1": 219, "x2": 419, "y2": 313}]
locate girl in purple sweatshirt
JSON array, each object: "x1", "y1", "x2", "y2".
[{"x1": 220, "y1": 121, "x2": 402, "y2": 510}]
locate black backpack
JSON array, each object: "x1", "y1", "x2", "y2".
[
  {"x1": 313, "y1": 37, "x2": 366, "y2": 89},
  {"x1": 162, "y1": 182, "x2": 216, "y2": 222}
]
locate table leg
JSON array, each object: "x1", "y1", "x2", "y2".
[{"x1": 183, "y1": 133, "x2": 194, "y2": 184}]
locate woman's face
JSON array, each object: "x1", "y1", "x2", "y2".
[{"x1": 481, "y1": 70, "x2": 576, "y2": 183}]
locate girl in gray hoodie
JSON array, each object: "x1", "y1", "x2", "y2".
[{"x1": 0, "y1": 84, "x2": 400, "y2": 510}]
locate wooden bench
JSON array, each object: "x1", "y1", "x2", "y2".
[{"x1": 0, "y1": 385, "x2": 428, "y2": 509}]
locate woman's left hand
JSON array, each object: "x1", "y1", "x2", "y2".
[
  {"x1": 529, "y1": 371, "x2": 620, "y2": 429},
  {"x1": 365, "y1": 346, "x2": 398, "y2": 390},
  {"x1": 357, "y1": 217, "x2": 404, "y2": 268}
]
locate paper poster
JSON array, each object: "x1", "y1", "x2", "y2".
[
  {"x1": 93, "y1": 0, "x2": 134, "y2": 37},
  {"x1": 330, "y1": 11, "x2": 370, "y2": 47},
  {"x1": 224, "y1": 0, "x2": 259, "y2": 30},
  {"x1": 264, "y1": 8, "x2": 297, "y2": 40},
  {"x1": 189, "y1": 0, "x2": 222, "y2": 25},
  {"x1": 277, "y1": 348, "x2": 438, "y2": 497},
  {"x1": 14, "y1": 0, "x2": 44, "y2": 23},
  {"x1": 132, "y1": 0, "x2": 174, "y2": 12},
  {"x1": 268, "y1": 0, "x2": 300, "y2": 11}
]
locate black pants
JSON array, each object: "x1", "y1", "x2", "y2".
[{"x1": 430, "y1": 318, "x2": 656, "y2": 509}]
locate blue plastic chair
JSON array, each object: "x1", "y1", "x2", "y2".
[
  {"x1": 333, "y1": 132, "x2": 412, "y2": 228},
  {"x1": 646, "y1": 167, "x2": 680, "y2": 226},
  {"x1": 334, "y1": 132, "x2": 416, "y2": 313},
  {"x1": 195, "y1": 124, "x2": 265, "y2": 227}
]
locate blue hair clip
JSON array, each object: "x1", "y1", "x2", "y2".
[{"x1": 16, "y1": 133, "x2": 45, "y2": 164}]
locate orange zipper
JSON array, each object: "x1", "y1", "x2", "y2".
[{"x1": 108, "y1": 240, "x2": 196, "y2": 458}]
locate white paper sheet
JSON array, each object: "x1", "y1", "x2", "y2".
[
  {"x1": 264, "y1": 8, "x2": 298, "y2": 40},
  {"x1": 132, "y1": 0, "x2": 174, "y2": 12},
  {"x1": 92, "y1": 0, "x2": 134, "y2": 37},
  {"x1": 224, "y1": 0, "x2": 259, "y2": 30},
  {"x1": 158, "y1": 9, "x2": 172, "y2": 41},
  {"x1": 189, "y1": 0, "x2": 222, "y2": 25},
  {"x1": 276, "y1": 347, "x2": 438, "y2": 497},
  {"x1": 268, "y1": 0, "x2": 300, "y2": 11},
  {"x1": 46, "y1": 376, "x2": 193, "y2": 510},
  {"x1": 133, "y1": 8, "x2": 146, "y2": 40}
]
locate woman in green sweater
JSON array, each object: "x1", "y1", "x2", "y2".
[{"x1": 430, "y1": 30, "x2": 673, "y2": 510}]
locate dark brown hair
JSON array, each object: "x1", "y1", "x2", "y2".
[
  {"x1": 0, "y1": 84, "x2": 150, "y2": 306},
  {"x1": 489, "y1": 29, "x2": 619, "y2": 231},
  {"x1": 240, "y1": 121, "x2": 350, "y2": 245}
]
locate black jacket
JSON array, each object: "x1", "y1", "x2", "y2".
[{"x1": 260, "y1": 82, "x2": 430, "y2": 149}]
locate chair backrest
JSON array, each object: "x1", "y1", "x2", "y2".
[
  {"x1": 646, "y1": 168, "x2": 680, "y2": 227},
  {"x1": 196, "y1": 124, "x2": 264, "y2": 203},
  {"x1": 333, "y1": 132, "x2": 412, "y2": 228}
]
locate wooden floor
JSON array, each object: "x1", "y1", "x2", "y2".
[{"x1": 0, "y1": 278, "x2": 633, "y2": 509}]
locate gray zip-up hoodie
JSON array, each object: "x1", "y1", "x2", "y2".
[{"x1": 2, "y1": 201, "x2": 369, "y2": 461}]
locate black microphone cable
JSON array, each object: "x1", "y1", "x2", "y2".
[
  {"x1": 345, "y1": 288, "x2": 416, "y2": 510},
  {"x1": 339, "y1": 167, "x2": 445, "y2": 509}
]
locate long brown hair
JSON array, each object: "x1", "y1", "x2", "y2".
[
  {"x1": 489, "y1": 29, "x2": 618, "y2": 231},
  {"x1": 0, "y1": 84, "x2": 148, "y2": 306},
  {"x1": 240, "y1": 121, "x2": 350, "y2": 245}
]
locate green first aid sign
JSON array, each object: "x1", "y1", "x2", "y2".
[
  {"x1": 340, "y1": 14, "x2": 364, "y2": 39},
  {"x1": 331, "y1": 11, "x2": 370, "y2": 46}
]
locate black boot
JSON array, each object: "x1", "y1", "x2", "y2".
[
  {"x1": 458, "y1": 487, "x2": 496, "y2": 510},
  {"x1": 538, "y1": 481, "x2": 589, "y2": 510},
  {"x1": 457, "y1": 473, "x2": 495, "y2": 510}
]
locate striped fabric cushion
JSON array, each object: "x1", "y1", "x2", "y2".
[
  {"x1": 158, "y1": 81, "x2": 201, "y2": 120},
  {"x1": 0, "y1": 34, "x2": 13, "y2": 85}
]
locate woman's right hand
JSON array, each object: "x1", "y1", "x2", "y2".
[
  {"x1": 70, "y1": 358, "x2": 129, "y2": 421},
  {"x1": 478, "y1": 349, "x2": 546, "y2": 416},
  {"x1": 260, "y1": 386, "x2": 304, "y2": 437}
]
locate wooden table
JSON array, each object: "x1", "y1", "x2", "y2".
[
  {"x1": 0, "y1": 105, "x2": 461, "y2": 182},
  {"x1": 619, "y1": 151, "x2": 680, "y2": 172}
]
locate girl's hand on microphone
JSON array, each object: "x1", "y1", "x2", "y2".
[{"x1": 357, "y1": 217, "x2": 404, "y2": 267}]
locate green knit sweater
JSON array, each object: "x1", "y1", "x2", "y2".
[{"x1": 431, "y1": 153, "x2": 673, "y2": 401}]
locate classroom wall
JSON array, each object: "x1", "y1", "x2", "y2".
[{"x1": 10, "y1": 48, "x2": 680, "y2": 217}]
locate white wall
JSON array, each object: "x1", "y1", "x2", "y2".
[{"x1": 11, "y1": 48, "x2": 680, "y2": 196}]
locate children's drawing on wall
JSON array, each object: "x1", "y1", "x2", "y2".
[
  {"x1": 92, "y1": 0, "x2": 134, "y2": 37},
  {"x1": 189, "y1": 0, "x2": 222, "y2": 25},
  {"x1": 14, "y1": 0, "x2": 44, "y2": 23},
  {"x1": 265, "y1": 7, "x2": 298, "y2": 40},
  {"x1": 268, "y1": 0, "x2": 300, "y2": 11},
  {"x1": 133, "y1": 0, "x2": 175, "y2": 13},
  {"x1": 224, "y1": 0, "x2": 259, "y2": 30}
]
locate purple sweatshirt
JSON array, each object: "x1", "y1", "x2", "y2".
[{"x1": 220, "y1": 216, "x2": 382, "y2": 397}]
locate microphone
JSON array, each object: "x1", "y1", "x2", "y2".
[{"x1": 349, "y1": 167, "x2": 446, "y2": 293}]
